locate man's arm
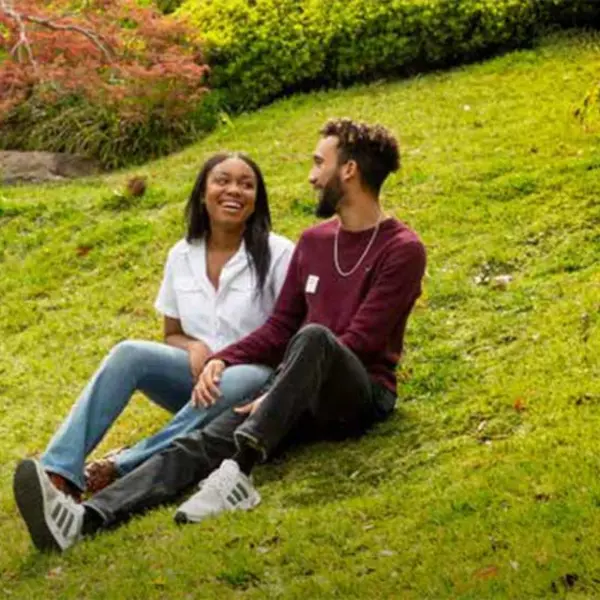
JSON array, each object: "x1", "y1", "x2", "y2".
[
  {"x1": 213, "y1": 243, "x2": 308, "y2": 367},
  {"x1": 193, "y1": 245, "x2": 307, "y2": 407},
  {"x1": 269, "y1": 239, "x2": 295, "y2": 301},
  {"x1": 338, "y1": 239, "x2": 426, "y2": 356}
]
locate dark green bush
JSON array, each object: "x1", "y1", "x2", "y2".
[{"x1": 179, "y1": 0, "x2": 600, "y2": 112}]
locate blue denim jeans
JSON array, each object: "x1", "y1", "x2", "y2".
[{"x1": 40, "y1": 340, "x2": 272, "y2": 490}]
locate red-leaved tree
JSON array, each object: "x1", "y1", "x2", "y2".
[{"x1": 0, "y1": 0, "x2": 213, "y2": 167}]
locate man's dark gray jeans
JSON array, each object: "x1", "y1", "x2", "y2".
[{"x1": 85, "y1": 324, "x2": 396, "y2": 528}]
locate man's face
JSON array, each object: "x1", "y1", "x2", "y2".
[{"x1": 309, "y1": 136, "x2": 344, "y2": 218}]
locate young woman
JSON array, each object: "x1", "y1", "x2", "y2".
[{"x1": 40, "y1": 152, "x2": 294, "y2": 499}]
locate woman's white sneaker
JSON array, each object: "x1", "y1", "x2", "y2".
[
  {"x1": 174, "y1": 459, "x2": 260, "y2": 524},
  {"x1": 13, "y1": 459, "x2": 84, "y2": 552}
]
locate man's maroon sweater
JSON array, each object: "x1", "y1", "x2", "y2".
[{"x1": 215, "y1": 217, "x2": 426, "y2": 392}]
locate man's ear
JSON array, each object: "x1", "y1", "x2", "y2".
[{"x1": 341, "y1": 159, "x2": 358, "y2": 182}]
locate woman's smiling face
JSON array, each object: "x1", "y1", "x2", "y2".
[{"x1": 204, "y1": 157, "x2": 257, "y2": 229}]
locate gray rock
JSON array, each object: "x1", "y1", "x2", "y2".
[{"x1": 0, "y1": 151, "x2": 101, "y2": 185}]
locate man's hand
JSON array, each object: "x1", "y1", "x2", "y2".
[
  {"x1": 234, "y1": 393, "x2": 267, "y2": 417},
  {"x1": 192, "y1": 359, "x2": 226, "y2": 408},
  {"x1": 188, "y1": 341, "x2": 211, "y2": 380}
]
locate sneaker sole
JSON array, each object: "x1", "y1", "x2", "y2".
[
  {"x1": 174, "y1": 494, "x2": 261, "y2": 525},
  {"x1": 13, "y1": 460, "x2": 61, "y2": 552}
]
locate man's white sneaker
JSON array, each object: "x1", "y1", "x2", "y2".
[
  {"x1": 174, "y1": 459, "x2": 260, "y2": 524},
  {"x1": 13, "y1": 459, "x2": 84, "y2": 552}
]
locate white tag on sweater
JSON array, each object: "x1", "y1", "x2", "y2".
[{"x1": 305, "y1": 275, "x2": 319, "y2": 294}]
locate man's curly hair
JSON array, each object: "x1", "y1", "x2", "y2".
[{"x1": 320, "y1": 118, "x2": 400, "y2": 194}]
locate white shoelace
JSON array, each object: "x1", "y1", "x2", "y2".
[{"x1": 202, "y1": 462, "x2": 239, "y2": 496}]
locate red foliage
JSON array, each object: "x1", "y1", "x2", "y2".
[{"x1": 0, "y1": 0, "x2": 209, "y2": 121}]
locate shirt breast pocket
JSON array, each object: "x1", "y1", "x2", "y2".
[
  {"x1": 173, "y1": 277, "x2": 207, "y2": 322},
  {"x1": 226, "y1": 277, "x2": 266, "y2": 334}
]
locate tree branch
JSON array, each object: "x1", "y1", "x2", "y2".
[
  {"x1": 23, "y1": 14, "x2": 115, "y2": 62},
  {"x1": 0, "y1": 0, "x2": 38, "y2": 73},
  {"x1": 0, "y1": 1, "x2": 115, "y2": 67}
]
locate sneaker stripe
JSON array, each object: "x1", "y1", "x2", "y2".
[
  {"x1": 236, "y1": 482, "x2": 249, "y2": 500},
  {"x1": 63, "y1": 512, "x2": 74, "y2": 537},
  {"x1": 13, "y1": 459, "x2": 62, "y2": 552},
  {"x1": 231, "y1": 488, "x2": 243, "y2": 503},
  {"x1": 56, "y1": 506, "x2": 69, "y2": 529},
  {"x1": 51, "y1": 504, "x2": 62, "y2": 521}
]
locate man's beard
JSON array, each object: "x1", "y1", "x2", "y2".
[{"x1": 315, "y1": 172, "x2": 343, "y2": 218}]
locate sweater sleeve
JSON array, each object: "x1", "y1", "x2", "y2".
[
  {"x1": 338, "y1": 239, "x2": 426, "y2": 356},
  {"x1": 213, "y1": 242, "x2": 307, "y2": 367}
]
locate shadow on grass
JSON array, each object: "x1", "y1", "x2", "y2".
[{"x1": 256, "y1": 408, "x2": 424, "y2": 507}]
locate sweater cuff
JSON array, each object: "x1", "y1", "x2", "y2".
[{"x1": 209, "y1": 350, "x2": 237, "y2": 367}]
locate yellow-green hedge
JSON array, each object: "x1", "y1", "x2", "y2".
[{"x1": 179, "y1": 0, "x2": 599, "y2": 111}]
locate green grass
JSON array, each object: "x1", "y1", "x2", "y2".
[{"x1": 1, "y1": 30, "x2": 599, "y2": 599}]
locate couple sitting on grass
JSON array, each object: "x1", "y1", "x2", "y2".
[{"x1": 14, "y1": 118, "x2": 426, "y2": 552}]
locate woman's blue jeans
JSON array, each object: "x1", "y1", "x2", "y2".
[{"x1": 40, "y1": 340, "x2": 272, "y2": 491}]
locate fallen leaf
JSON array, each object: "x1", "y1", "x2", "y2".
[
  {"x1": 75, "y1": 245, "x2": 92, "y2": 257},
  {"x1": 379, "y1": 549, "x2": 396, "y2": 557},
  {"x1": 514, "y1": 398, "x2": 526, "y2": 412},
  {"x1": 126, "y1": 176, "x2": 147, "y2": 197},
  {"x1": 46, "y1": 566, "x2": 64, "y2": 579},
  {"x1": 474, "y1": 565, "x2": 499, "y2": 580}
]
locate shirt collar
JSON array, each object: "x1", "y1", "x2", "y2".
[
  {"x1": 180, "y1": 237, "x2": 249, "y2": 286},
  {"x1": 178, "y1": 238, "x2": 247, "y2": 258}
]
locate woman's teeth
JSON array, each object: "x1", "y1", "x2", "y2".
[{"x1": 222, "y1": 201, "x2": 243, "y2": 211}]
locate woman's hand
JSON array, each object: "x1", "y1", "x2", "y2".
[
  {"x1": 192, "y1": 359, "x2": 226, "y2": 408},
  {"x1": 188, "y1": 341, "x2": 211, "y2": 380},
  {"x1": 163, "y1": 318, "x2": 212, "y2": 380}
]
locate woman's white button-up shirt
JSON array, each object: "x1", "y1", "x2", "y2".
[{"x1": 154, "y1": 233, "x2": 294, "y2": 352}]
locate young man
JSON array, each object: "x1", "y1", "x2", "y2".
[{"x1": 14, "y1": 118, "x2": 426, "y2": 552}]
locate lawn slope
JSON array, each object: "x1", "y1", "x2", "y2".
[{"x1": 0, "y1": 30, "x2": 599, "y2": 599}]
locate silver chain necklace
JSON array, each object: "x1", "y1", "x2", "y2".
[{"x1": 333, "y1": 217, "x2": 382, "y2": 277}]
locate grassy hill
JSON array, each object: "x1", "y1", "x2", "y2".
[{"x1": 0, "y1": 30, "x2": 599, "y2": 599}]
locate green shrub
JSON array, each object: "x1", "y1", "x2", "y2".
[
  {"x1": 179, "y1": 0, "x2": 600, "y2": 112},
  {"x1": 0, "y1": 91, "x2": 221, "y2": 170},
  {"x1": 179, "y1": 0, "x2": 327, "y2": 111}
]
